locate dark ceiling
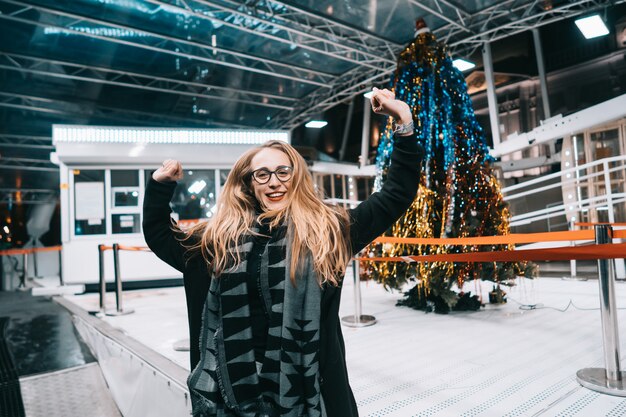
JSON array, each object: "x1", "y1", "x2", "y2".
[{"x1": 0, "y1": 0, "x2": 624, "y2": 203}]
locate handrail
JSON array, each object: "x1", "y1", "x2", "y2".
[
  {"x1": 502, "y1": 154, "x2": 626, "y2": 194},
  {"x1": 504, "y1": 164, "x2": 625, "y2": 201}
]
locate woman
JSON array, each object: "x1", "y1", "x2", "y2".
[{"x1": 143, "y1": 88, "x2": 423, "y2": 417}]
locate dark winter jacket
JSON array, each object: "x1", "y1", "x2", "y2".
[{"x1": 142, "y1": 135, "x2": 422, "y2": 416}]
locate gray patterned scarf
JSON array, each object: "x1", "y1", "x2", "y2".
[{"x1": 188, "y1": 224, "x2": 322, "y2": 417}]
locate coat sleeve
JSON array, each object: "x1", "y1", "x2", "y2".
[
  {"x1": 348, "y1": 133, "x2": 424, "y2": 254},
  {"x1": 142, "y1": 176, "x2": 187, "y2": 272}
]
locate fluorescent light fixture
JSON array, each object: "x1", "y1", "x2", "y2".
[
  {"x1": 452, "y1": 58, "x2": 475, "y2": 72},
  {"x1": 52, "y1": 125, "x2": 289, "y2": 145},
  {"x1": 575, "y1": 15, "x2": 609, "y2": 39},
  {"x1": 363, "y1": 91, "x2": 374, "y2": 99},
  {"x1": 305, "y1": 120, "x2": 328, "y2": 128}
]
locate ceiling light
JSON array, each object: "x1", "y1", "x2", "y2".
[
  {"x1": 305, "y1": 120, "x2": 328, "y2": 128},
  {"x1": 452, "y1": 58, "x2": 475, "y2": 72},
  {"x1": 188, "y1": 180, "x2": 207, "y2": 194},
  {"x1": 575, "y1": 15, "x2": 609, "y2": 39}
]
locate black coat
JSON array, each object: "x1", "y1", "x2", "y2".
[{"x1": 142, "y1": 136, "x2": 422, "y2": 417}]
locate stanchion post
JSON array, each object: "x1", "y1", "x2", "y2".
[
  {"x1": 576, "y1": 224, "x2": 626, "y2": 395},
  {"x1": 58, "y1": 248, "x2": 64, "y2": 286},
  {"x1": 17, "y1": 252, "x2": 28, "y2": 288},
  {"x1": 106, "y1": 243, "x2": 134, "y2": 316},
  {"x1": 570, "y1": 218, "x2": 577, "y2": 279},
  {"x1": 33, "y1": 250, "x2": 39, "y2": 278},
  {"x1": 98, "y1": 244, "x2": 106, "y2": 314},
  {"x1": 341, "y1": 255, "x2": 376, "y2": 328}
]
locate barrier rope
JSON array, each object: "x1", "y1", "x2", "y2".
[
  {"x1": 363, "y1": 223, "x2": 626, "y2": 264},
  {"x1": 372, "y1": 229, "x2": 626, "y2": 246},
  {"x1": 0, "y1": 245, "x2": 62, "y2": 256},
  {"x1": 116, "y1": 245, "x2": 151, "y2": 252},
  {"x1": 358, "y1": 242, "x2": 626, "y2": 263}
]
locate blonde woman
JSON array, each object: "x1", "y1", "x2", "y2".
[{"x1": 143, "y1": 88, "x2": 423, "y2": 417}]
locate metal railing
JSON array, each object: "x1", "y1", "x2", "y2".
[{"x1": 502, "y1": 155, "x2": 626, "y2": 228}]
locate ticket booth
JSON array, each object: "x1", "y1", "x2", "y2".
[{"x1": 52, "y1": 125, "x2": 289, "y2": 285}]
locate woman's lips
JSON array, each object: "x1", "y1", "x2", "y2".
[{"x1": 266, "y1": 192, "x2": 285, "y2": 202}]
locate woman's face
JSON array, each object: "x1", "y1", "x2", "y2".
[{"x1": 249, "y1": 147, "x2": 293, "y2": 211}]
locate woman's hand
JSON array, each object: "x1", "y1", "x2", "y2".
[
  {"x1": 370, "y1": 87, "x2": 413, "y2": 125},
  {"x1": 153, "y1": 159, "x2": 183, "y2": 183}
]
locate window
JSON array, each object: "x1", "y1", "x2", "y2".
[
  {"x1": 74, "y1": 170, "x2": 106, "y2": 235},
  {"x1": 111, "y1": 170, "x2": 141, "y2": 234}
]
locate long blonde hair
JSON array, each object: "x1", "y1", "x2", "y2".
[{"x1": 185, "y1": 140, "x2": 351, "y2": 286}]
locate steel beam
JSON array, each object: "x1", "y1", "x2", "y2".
[
  {"x1": 225, "y1": 0, "x2": 401, "y2": 57},
  {"x1": 267, "y1": 63, "x2": 393, "y2": 129},
  {"x1": 276, "y1": 0, "x2": 626, "y2": 128},
  {"x1": 408, "y1": 0, "x2": 470, "y2": 33},
  {"x1": 0, "y1": 91, "x2": 249, "y2": 128},
  {"x1": 440, "y1": 0, "x2": 626, "y2": 56},
  {"x1": 0, "y1": 0, "x2": 333, "y2": 86},
  {"x1": 0, "y1": 52, "x2": 295, "y2": 110},
  {"x1": 145, "y1": 0, "x2": 395, "y2": 67},
  {"x1": 0, "y1": 134, "x2": 53, "y2": 151}
]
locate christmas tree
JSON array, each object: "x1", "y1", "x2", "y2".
[{"x1": 364, "y1": 25, "x2": 536, "y2": 313}]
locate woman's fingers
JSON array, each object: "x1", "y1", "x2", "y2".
[{"x1": 155, "y1": 160, "x2": 183, "y2": 181}]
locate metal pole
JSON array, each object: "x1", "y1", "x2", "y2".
[
  {"x1": 18, "y1": 252, "x2": 28, "y2": 288},
  {"x1": 341, "y1": 256, "x2": 376, "y2": 327},
  {"x1": 106, "y1": 244, "x2": 134, "y2": 316},
  {"x1": 58, "y1": 247, "x2": 64, "y2": 286},
  {"x1": 482, "y1": 38, "x2": 501, "y2": 148},
  {"x1": 339, "y1": 98, "x2": 355, "y2": 161},
  {"x1": 98, "y1": 244, "x2": 106, "y2": 314},
  {"x1": 113, "y1": 243, "x2": 122, "y2": 313},
  {"x1": 532, "y1": 28, "x2": 551, "y2": 119},
  {"x1": 603, "y1": 161, "x2": 626, "y2": 279},
  {"x1": 360, "y1": 95, "x2": 372, "y2": 168},
  {"x1": 570, "y1": 218, "x2": 577, "y2": 279},
  {"x1": 576, "y1": 224, "x2": 626, "y2": 395},
  {"x1": 562, "y1": 218, "x2": 587, "y2": 281},
  {"x1": 33, "y1": 250, "x2": 39, "y2": 278},
  {"x1": 353, "y1": 259, "x2": 362, "y2": 322}
]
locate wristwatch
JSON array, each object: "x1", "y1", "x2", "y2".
[{"x1": 393, "y1": 120, "x2": 414, "y2": 136}]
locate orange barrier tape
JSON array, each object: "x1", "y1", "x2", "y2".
[
  {"x1": 0, "y1": 245, "x2": 62, "y2": 256},
  {"x1": 99, "y1": 245, "x2": 113, "y2": 251},
  {"x1": 358, "y1": 242, "x2": 626, "y2": 263},
  {"x1": 116, "y1": 244, "x2": 151, "y2": 252},
  {"x1": 576, "y1": 222, "x2": 626, "y2": 227},
  {"x1": 373, "y1": 229, "x2": 626, "y2": 246}
]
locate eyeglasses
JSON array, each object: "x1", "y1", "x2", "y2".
[{"x1": 251, "y1": 165, "x2": 293, "y2": 184}]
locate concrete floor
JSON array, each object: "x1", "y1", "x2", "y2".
[{"x1": 54, "y1": 264, "x2": 626, "y2": 417}]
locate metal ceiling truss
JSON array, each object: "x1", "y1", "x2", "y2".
[
  {"x1": 438, "y1": 0, "x2": 626, "y2": 57},
  {"x1": 147, "y1": 0, "x2": 396, "y2": 68},
  {"x1": 0, "y1": 91, "x2": 248, "y2": 128},
  {"x1": 267, "y1": 64, "x2": 394, "y2": 129},
  {"x1": 0, "y1": 134, "x2": 54, "y2": 150},
  {"x1": 218, "y1": 0, "x2": 400, "y2": 59},
  {"x1": 1, "y1": 0, "x2": 622, "y2": 130},
  {"x1": 0, "y1": 0, "x2": 333, "y2": 86},
  {"x1": 408, "y1": 0, "x2": 472, "y2": 34},
  {"x1": 0, "y1": 156, "x2": 57, "y2": 172},
  {"x1": 0, "y1": 52, "x2": 296, "y2": 111},
  {"x1": 277, "y1": 0, "x2": 626, "y2": 128}
]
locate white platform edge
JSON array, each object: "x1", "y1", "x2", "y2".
[{"x1": 52, "y1": 295, "x2": 192, "y2": 417}]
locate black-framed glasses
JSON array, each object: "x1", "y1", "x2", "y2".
[{"x1": 251, "y1": 165, "x2": 293, "y2": 184}]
